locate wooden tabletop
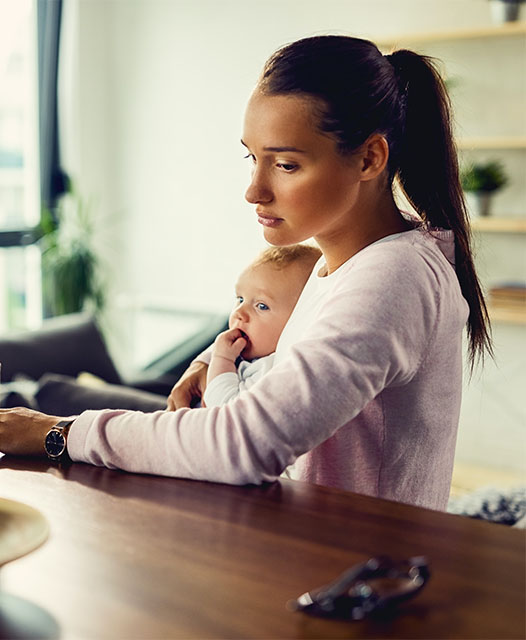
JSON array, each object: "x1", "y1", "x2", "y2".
[{"x1": 0, "y1": 456, "x2": 524, "y2": 639}]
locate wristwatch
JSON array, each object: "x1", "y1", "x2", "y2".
[{"x1": 44, "y1": 419, "x2": 76, "y2": 462}]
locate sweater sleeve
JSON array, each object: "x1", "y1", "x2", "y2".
[
  {"x1": 67, "y1": 243, "x2": 446, "y2": 484},
  {"x1": 203, "y1": 372, "x2": 241, "y2": 407}
]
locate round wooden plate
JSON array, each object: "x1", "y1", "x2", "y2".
[{"x1": 0, "y1": 498, "x2": 49, "y2": 567}]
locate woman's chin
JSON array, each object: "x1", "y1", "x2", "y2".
[
  {"x1": 263, "y1": 226, "x2": 288, "y2": 246},
  {"x1": 263, "y1": 225, "x2": 308, "y2": 247}
]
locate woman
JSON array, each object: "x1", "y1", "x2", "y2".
[{"x1": 0, "y1": 36, "x2": 492, "y2": 509}]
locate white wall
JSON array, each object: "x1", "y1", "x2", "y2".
[{"x1": 60, "y1": 0, "x2": 525, "y2": 475}]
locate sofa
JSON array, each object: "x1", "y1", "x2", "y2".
[{"x1": 0, "y1": 311, "x2": 227, "y2": 415}]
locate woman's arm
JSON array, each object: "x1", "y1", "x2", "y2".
[
  {"x1": 166, "y1": 329, "x2": 246, "y2": 410},
  {"x1": 0, "y1": 407, "x2": 61, "y2": 456},
  {"x1": 63, "y1": 242, "x2": 449, "y2": 484},
  {"x1": 1, "y1": 240, "x2": 457, "y2": 486},
  {"x1": 166, "y1": 360, "x2": 209, "y2": 410}
]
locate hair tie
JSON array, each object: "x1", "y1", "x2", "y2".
[{"x1": 385, "y1": 52, "x2": 409, "y2": 111}]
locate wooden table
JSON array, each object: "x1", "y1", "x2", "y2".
[{"x1": 0, "y1": 456, "x2": 524, "y2": 639}]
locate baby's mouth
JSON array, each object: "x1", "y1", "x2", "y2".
[{"x1": 239, "y1": 330, "x2": 249, "y2": 341}]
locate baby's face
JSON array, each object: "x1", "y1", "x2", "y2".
[{"x1": 229, "y1": 261, "x2": 309, "y2": 360}]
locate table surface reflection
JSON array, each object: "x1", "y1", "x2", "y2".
[{"x1": 0, "y1": 456, "x2": 524, "y2": 639}]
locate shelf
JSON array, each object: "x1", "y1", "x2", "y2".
[
  {"x1": 457, "y1": 136, "x2": 526, "y2": 150},
  {"x1": 488, "y1": 304, "x2": 526, "y2": 325},
  {"x1": 471, "y1": 217, "x2": 526, "y2": 233},
  {"x1": 376, "y1": 21, "x2": 526, "y2": 47}
]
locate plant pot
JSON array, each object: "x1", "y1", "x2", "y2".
[
  {"x1": 465, "y1": 191, "x2": 493, "y2": 217},
  {"x1": 490, "y1": 0, "x2": 523, "y2": 23}
]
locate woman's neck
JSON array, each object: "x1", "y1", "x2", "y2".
[{"x1": 317, "y1": 186, "x2": 412, "y2": 275}]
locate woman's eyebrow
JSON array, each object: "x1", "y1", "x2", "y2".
[
  {"x1": 265, "y1": 146, "x2": 306, "y2": 153},
  {"x1": 240, "y1": 139, "x2": 305, "y2": 153}
]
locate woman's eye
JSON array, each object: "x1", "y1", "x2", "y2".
[
  {"x1": 244, "y1": 154, "x2": 256, "y2": 164},
  {"x1": 277, "y1": 162, "x2": 297, "y2": 172},
  {"x1": 256, "y1": 302, "x2": 269, "y2": 311}
]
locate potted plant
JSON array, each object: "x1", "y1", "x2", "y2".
[
  {"x1": 460, "y1": 161, "x2": 508, "y2": 217},
  {"x1": 489, "y1": 0, "x2": 525, "y2": 23},
  {"x1": 39, "y1": 185, "x2": 105, "y2": 317}
]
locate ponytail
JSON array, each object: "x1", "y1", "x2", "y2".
[
  {"x1": 261, "y1": 35, "x2": 493, "y2": 371},
  {"x1": 387, "y1": 50, "x2": 493, "y2": 371}
]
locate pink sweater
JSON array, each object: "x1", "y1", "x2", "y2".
[{"x1": 68, "y1": 227, "x2": 468, "y2": 510}]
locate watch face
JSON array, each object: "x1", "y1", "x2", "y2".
[{"x1": 45, "y1": 429, "x2": 66, "y2": 458}]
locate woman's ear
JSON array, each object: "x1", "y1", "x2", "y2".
[{"x1": 359, "y1": 134, "x2": 390, "y2": 181}]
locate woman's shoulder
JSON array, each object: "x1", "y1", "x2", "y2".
[
  {"x1": 351, "y1": 227, "x2": 455, "y2": 273},
  {"x1": 328, "y1": 228, "x2": 458, "y2": 299}
]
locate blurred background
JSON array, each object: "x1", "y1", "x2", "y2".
[{"x1": 0, "y1": 0, "x2": 524, "y2": 491}]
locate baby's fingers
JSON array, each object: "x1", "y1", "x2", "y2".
[{"x1": 233, "y1": 336, "x2": 247, "y2": 351}]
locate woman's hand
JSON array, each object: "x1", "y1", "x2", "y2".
[
  {"x1": 0, "y1": 407, "x2": 60, "y2": 457},
  {"x1": 166, "y1": 361, "x2": 209, "y2": 411}
]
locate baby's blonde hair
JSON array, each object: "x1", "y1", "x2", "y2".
[{"x1": 251, "y1": 244, "x2": 322, "y2": 272}]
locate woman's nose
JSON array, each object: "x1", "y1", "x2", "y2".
[{"x1": 245, "y1": 168, "x2": 273, "y2": 204}]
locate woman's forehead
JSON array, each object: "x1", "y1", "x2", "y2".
[{"x1": 242, "y1": 91, "x2": 323, "y2": 149}]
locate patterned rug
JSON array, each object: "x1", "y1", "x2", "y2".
[{"x1": 448, "y1": 485, "x2": 526, "y2": 528}]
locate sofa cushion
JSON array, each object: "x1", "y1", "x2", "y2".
[
  {"x1": 0, "y1": 379, "x2": 39, "y2": 409},
  {"x1": 36, "y1": 374, "x2": 167, "y2": 415},
  {"x1": 0, "y1": 313, "x2": 122, "y2": 384}
]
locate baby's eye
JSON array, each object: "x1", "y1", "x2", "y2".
[
  {"x1": 256, "y1": 302, "x2": 269, "y2": 311},
  {"x1": 236, "y1": 296, "x2": 244, "y2": 305}
]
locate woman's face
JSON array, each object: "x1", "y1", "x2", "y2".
[{"x1": 242, "y1": 91, "x2": 364, "y2": 250}]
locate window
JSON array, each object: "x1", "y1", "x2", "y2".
[{"x1": 0, "y1": 0, "x2": 41, "y2": 332}]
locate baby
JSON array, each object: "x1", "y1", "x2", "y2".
[{"x1": 203, "y1": 244, "x2": 321, "y2": 407}]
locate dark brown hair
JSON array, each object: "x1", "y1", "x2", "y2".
[{"x1": 259, "y1": 35, "x2": 492, "y2": 370}]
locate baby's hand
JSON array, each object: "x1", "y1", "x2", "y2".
[
  {"x1": 207, "y1": 329, "x2": 247, "y2": 382},
  {"x1": 212, "y1": 328, "x2": 247, "y2": 364}
]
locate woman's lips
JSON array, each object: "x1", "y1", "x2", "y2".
[
  {"x1": 257, "y1": 214, "x2": 283, "y2": 228},
  {"x1": 256, "y1": 209, "x2": 283, "y2": 227}
]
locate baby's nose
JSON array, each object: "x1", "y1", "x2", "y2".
[
  {"x1": 231, "y1": 311, "x2": 247, "y2": 328},
  {"x1": 234, "y1": 314, "x2": 248, "y2": 327},
  {"x1": 235, "y1": 304, "x2": 250, "y2": 319}
]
